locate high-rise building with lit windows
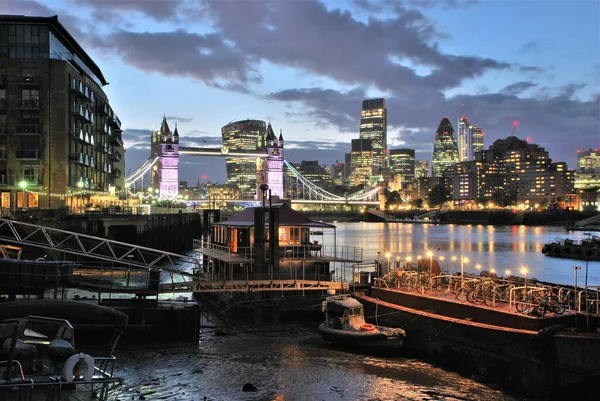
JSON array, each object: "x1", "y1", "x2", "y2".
[
  {"x1": 0, "y1": 15, "x2": 124, "y2": 210},
  {"x1": 415, "y1": 160, "x2": 430, "y2": 179},
  {"x1": 458, "y1": 116, "x2": 484, "y2": 162},
  {"x1": 472, "y1": 126, "x2": 484, "y2": 157},
  {"x1": 389, "y1": 148, "x2": 415, "y2": 186},
  {"x1": 432, "y1": 117, "x2": 459, "y2": 177},
  {"x1": 476, "y1": 136, "x2": 574, "y2": 204},
  {"x1": 575, "y1": 148, "x2": 600, "y2": 190},
  {"x1": 457, "y1": 116, "x2": 471, "y2": 162},
  {"x1": 221, "y1": 119, "x2": 266, "y2": 199},
  {"x1": 359, "y1": 98, "x2": 386, "y2": 174},
  {"x1": 349, "y1": 138, "x2": 373, "y2": 184}
]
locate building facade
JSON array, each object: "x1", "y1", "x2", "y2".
[
  {"x1": 389, "y1": 148, "x2": 415, "y2": 187},
  {"x1": 0, "y1": 15, "x2": 124, "y2": 210},
  {"x1": 349, "y1": 138, "x2": 373, "y2": 185},
  {"x1": 457, "y1": 116, "x2": 471, "y2": 162},
  {"x1": 472, "y1": 126, "x2": 484, "y2": 157},
  {"x1": 432, "y1": 117, "x2": 459, "y2": 177},
  {"x1": 359, "y1": 98, "x2": 386, "y2": 175},
  {"x1": 221, "y1": 119, "x2": 266, "y2": 199},
  {"x1": 575, "y1": 148, "x2": 600, "y2": 190},
  {"x1": 476, "y1": 136, "x2": 574, "y2": 205},
  {"x1": 415, "y1": 160, "x2": 430, "y2": 179}
]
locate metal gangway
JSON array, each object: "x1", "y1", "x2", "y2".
[
  {"x1": 575, "y1": 214, "x2": 600, "y2": 228},
  {"x1": 0, "y1": 217, "x2": 201, "y2": 293}
]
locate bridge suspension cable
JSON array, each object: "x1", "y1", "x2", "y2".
[
  {"x1": 125, "y1": 156, "x2": 159, "y2": 186},
  {"x1": 284, "y1": 161, "x2": 345, "y2": 201}
]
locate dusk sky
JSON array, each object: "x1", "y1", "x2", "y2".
[{"x1": 2, "y1": 0, "x2": 599, "y2": 185}]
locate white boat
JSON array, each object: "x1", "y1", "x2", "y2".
[{"x1": 318, "y1": 295, "x2": 405, "y2": 349}]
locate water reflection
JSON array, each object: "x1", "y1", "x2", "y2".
[
  {"x1": 115, "y1": 324, "x2": 520, "y2": 401},
  {"x1": 324, "y1": 223, "x2": 600, "y2": 287}
]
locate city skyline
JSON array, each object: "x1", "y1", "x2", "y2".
[{"x1": 2, "y1": 0, "x2": 598, "y2": 184}]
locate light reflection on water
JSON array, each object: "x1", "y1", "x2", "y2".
[
  {"x1": 324, "y1": 223, "x2": 600, "y2": 287},
  {"x1": 115, "y1": 324, "x2": 521, "y2": 401}
]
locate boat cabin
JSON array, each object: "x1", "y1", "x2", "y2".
[{"x1": 323, "y1": 296, "x2": 368, "y2": 331}]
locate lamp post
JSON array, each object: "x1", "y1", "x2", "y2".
[
  {"x1": 573, "y1": 265, "x2": 581, "y2": 318},
  {"x1": 461, "y1": 256, "x2": 469, "y2": 289},
  {"x1": 19, "y1": 180, "x2": 27, "y2": 208},
  {"x1": 521, "y1": 267, "x2": 528, "y2": 287},
  {"x1": 427, "y1": 251, "x2": 433, "y2": 291},
  {"x1": 386, "y1": 252, "x2": 391, "y2": 276},
  {"x1": 77, "y1": 180, "x2": 84, "y2": 212},
  {"x1": 376, "y1": 251, "x2": 381, "y2": 277},
  {"x1": 405, "y1": 256, "x2": 411, "y2": 270}
]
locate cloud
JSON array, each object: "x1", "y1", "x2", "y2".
[
  {"x1": 519, "y1": 65, "x2": 544, "y2": 73},
  {"x1": 206, "y1": 0, "x2": 510, "y2": 92},
  {"x1": 122, "y1": 128, "x2": 151, "y2": 148},
  {"x1": 500, "y1": 82, "x2": 538, "y2": 96},
  {"x1": 72, "y1": 0, "x2": 184, "y2": 21},
  {"x1": 93, "y1": 29, "x2": 261, "y2": 92},
  {"x1": 166, "y1": 115, "x2": 193, "y2": 123}
]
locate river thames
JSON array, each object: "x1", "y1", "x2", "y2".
[{"x1": 112, "y1": 223, "x2": 599, "y2": 401}]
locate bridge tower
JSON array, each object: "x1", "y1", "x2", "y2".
[
  {"x1": 258, "y1": 123, "x2": 284, "y2": 199},
  {"x1": 151, "y1": 116, "x2": 179, "y2": 197}
]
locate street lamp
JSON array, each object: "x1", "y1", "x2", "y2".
[
  {"x1": 386, "y1": 252, "x2": 391, "y2": 276},
  {"x1": 405, "y1": 256, "x2": 411, "y2": 270},
  {"x1": 461, "y1": 256, "x2": 469, "y2": 289},
  {"x1": 376, "y1": 251, "x2": 381, "y2": 277},
  {"x1": 521, "y1": 267, "x2": 528, "y2": 287},
  {"x1": 19, "y1": 180, "x2": 27, "y2": 208}
]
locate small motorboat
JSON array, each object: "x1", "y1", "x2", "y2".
[{"x1": 318, "y1": 295, "x2": 405, "y2": 349}]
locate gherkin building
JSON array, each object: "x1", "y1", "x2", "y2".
[{"x1": 432, "y1": 117, "x2": 459, "y2": 177}]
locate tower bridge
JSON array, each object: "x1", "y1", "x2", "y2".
[{"x1": 125, "y1": 117, "x2": 381, "y2": 206}]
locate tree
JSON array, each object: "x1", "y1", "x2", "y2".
[
  {"x1": 385, "y1": 190, "x2": 403, "y2": 209},
  {"x1": 427, "y1": 185, "x2": 449, "y2": 207},
  {"x1": 412, "y1": 198, "x2": 424, "y2": 209}
]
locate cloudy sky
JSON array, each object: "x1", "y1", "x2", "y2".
[{"x1": 3, "y1": 0, "x2": 599, "y2": 184}]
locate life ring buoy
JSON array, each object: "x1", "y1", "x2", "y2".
[
  {"x1": 61, "y1": 353, "x2": 94, "y2": 383},
  {"x1": 361, "y1": 323, "x2": 376, "y2": 332}
]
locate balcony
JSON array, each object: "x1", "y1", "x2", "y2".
[
  {"x1": 19, "y1": 99, "x2": 40, "y2": 110},
  {"x1": 98, "y1": 102, "x2": 109, "y2": 116},
  {"x1": 18, "y1": 75, "x2": 39, "y2": 85},
  {"x1": 110, "y1": 136, "x2": 123, "y2": 147},
  {"x1": 109, "y1": 149, "x2": 122, "y2": 162},
  {"x1": 15, "y1": 149, "x2": 41, "y2": 159},
  {"x1": 110, "y1": 168, "x2": 122, "y2": 178},
  {"x1": 15, "y1": 124, "x2": 41, "y2": 134},
  {"x1": 109, "y1": 115, "x2": 121, "y2": 129}
]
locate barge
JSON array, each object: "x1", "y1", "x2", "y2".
[
  {"x1": 356, "y1": 281, "x2": 600, "y2": 400},
  {"x1": 542, "y1": 234, "x2": 600, "y2": 261}
]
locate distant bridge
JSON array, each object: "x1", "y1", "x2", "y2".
[{"x1": 125, "y1": 146, "x2": 381, "y2": 206}]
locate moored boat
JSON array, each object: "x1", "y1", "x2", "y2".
[
  {"x1": 318, "y1": 295, "x2": 405, "y2": 349},
  {"x1": 0, "y1": 300, "x2": 127, "y2": 400},
  {"x1": 355, "y1": 275, "x2": 600, "y2": 400},
  {"x1": 542, "y1": 234, "x2": 600, "y2": 261}
]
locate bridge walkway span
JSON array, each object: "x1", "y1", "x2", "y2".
[{"x1": 0, "y1": 218, "x2": 200, "y2": 283}]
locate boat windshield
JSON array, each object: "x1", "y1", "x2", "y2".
[{"x1": 347, "y1": 307, "x2": 362, "y2": 317}]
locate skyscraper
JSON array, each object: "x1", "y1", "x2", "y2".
[
  {"x1": 472, "y1": 126, "x2": 484, "y2": 157},
  {"x1": 350, "y1": 138, "x2": 373, "y2": 184},
  {"x1": 0, "y1": 15, "x2": 124, "y2": 210},
  {"x1": 359, "y1": 98, "x2": 386, "y2": 175},
  {"x1": 457, "y1": 116, "x2": 471, "y2": 162},
  {"x1": 389, "y1": 148, "x2": 415, "y2": 185},
  {"x1": 221, "y1": 119, "x2": 266, "y2": 199},
  {"x1": 432, "y1": 117, "x2": 459, "y2": 177}
]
